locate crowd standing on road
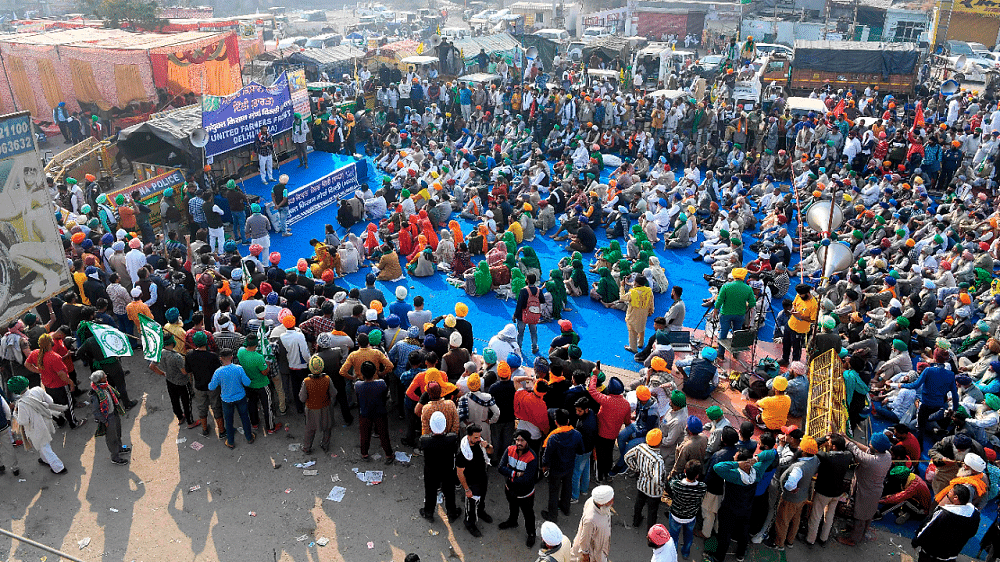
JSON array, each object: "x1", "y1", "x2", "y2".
[{"x1": 8, "y1": 33, "x2": 1000, "y2": 562}]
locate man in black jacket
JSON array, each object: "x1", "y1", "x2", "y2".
[
  {"x1": 912, "y1": 484, "x2": 980, "y2": 562},
  {"x1": 806, "y1": 433, "x2": 853, "y2": 546},
  {"x1": 498, "y1": 429, "x2": 539, "y2": 547},
  {"x1": 540, "y1": 409, "x2": 585, "y2": 524},
  {"x1": 419, "y1": 411, "x2": 461, "y2": 523}
]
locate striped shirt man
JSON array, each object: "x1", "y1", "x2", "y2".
[
  {"x1": 625, "y1": 443, "x2": 666, "y2": 497},
  {"x1": 213, "y1": 330, "x2": 246, "y2": 355},
  {"x1": 668, "y1": 475, "x2": 708, "y2": 523}
]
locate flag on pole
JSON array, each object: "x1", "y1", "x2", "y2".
[
  {"x1": 242, "y1": 258, "x2": 253, "y2": 288},
  {"x1": 258, "y1": 322, "x2": 275, "y2": 363},
  {"x1": 914, "y1": 101, "x2": 925, "y2": 127},
  {"x1": 138, "y1": 315, "x2": 163, "y2": 363},
  {"x1": 87, "y1": 322, "x2": 134, "y2": 358},
  {"x1": 832, "y1": 98, "x2": 845, "y2": 117}
]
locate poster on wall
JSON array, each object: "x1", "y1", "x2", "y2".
[
  {"x1": 0, "y1": 112, "x2": 72, "y2": 326},
  {"x1": 201, "y1": 72, "x2": 295, "y2": 158}
]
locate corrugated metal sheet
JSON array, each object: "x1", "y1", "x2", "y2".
[
  {"x1": 453, "y1": 33, "x2": 522, "y2": 57},
  {"x1": 289, "y1": 44, "x2": 364, "y2": 66}
]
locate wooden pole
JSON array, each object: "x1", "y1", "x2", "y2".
[{"x1": 0, "y1": 527, "x2": 88, "y2": 562}]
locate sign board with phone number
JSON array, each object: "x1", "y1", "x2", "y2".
[{"x1": 0, "y1": 115, "x2": 36, "y2": 161}]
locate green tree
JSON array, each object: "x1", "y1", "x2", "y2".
[{"x1": 78, "y1": 0, "x2": 164, "y2": 30}]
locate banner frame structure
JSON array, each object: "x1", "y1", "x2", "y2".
[{"x1": 0, "y1": 111, "x2": 72, "y2": 328}]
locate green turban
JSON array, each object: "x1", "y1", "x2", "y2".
[
  {"x1": 670, "y1": 390, "x2": 687, "y2": 407},
  {"x1": 892, "y1": 339, "x2": 908, "y2": 351},
  {"x1": 6, "y1": 375, "x2": 29, "y2": 395},
  {"x1": 889, "y1": 466, "x2": 911, "y2": 479},
  {"x1": 115, "y1": 194, "x2": 125, "y2": 205},
  {"x1": 986, "y1": 394, "x2": 1000, "y2": 411},
  {"x1": 706, "y1": 405, "x2": 723, "y2": 420}
]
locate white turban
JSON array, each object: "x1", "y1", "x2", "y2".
[
  {"x1": 540, "y1": 522, "x2": 563, "y2": 547},
  {"x1": 430, "y1": 411, "x2": 447, "y2": 435},
  {"x1": 591, "y1": 485, "x2": 614, "y2": 504},
  {"x1": 965, "y1": 452, "x2": 987, "y2": 473}
]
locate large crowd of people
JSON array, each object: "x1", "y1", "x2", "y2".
[{"x1": 6, "y1": 33, "x2": 1000, "y2": 562}]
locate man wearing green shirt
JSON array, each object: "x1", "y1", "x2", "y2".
[
  {"x1": 712, "y1": 267, "x2": 756, "y2": 361},
  {"x1": 238, "y1": 334, "x2": 281, "y2": 434}
]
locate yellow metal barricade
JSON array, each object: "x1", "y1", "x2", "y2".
[{"x1": 805, "y1": 349, "x2": 848, "y2": 436}]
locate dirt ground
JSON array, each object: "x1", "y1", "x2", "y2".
[{"x1": 0, "y1": 352, "x2": 975, "y2": 562}]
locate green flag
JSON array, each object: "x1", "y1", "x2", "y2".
[
  {"x1": 138, "y1": 314, "x2": 163, "y2": 363},
  {"x1": 258, "y1": 322, "x2": 274, "y2": 363},
  {"x1": 88, "y1": 322, "x2": 134, "y2": 358},
  {"x1": 242, "y1": 258, "x2": 253, "y2": 288}
]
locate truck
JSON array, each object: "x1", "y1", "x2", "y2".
[
  {"x1": 789, "y1": 40, "x2": 919, "y2": 96},
  {"x1": 634, "y1": 43, "x2": 696, "y2": 89}
]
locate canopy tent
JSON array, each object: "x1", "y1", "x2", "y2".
[
  {"x1": 452, "y1": 33, "x2": 524, "y2": 72},
  {"x1": 517, "y1": 34, "x2": 559, "y2": 69},
  {"x1": 116, "y1": 104, "x2": 203, "y2": 168},
  {"x1": 0, "y1": 29, "x2": 242, "y2": 118},
  {"x1": 582, "y1": 36, "x2": 631, "y2": 66},
  {"x1": 289, "y1": 44, "x2": 365, "y2": 80},
  {"x1": 364, "y1": 39, "x2": 421, "y2": 70}
]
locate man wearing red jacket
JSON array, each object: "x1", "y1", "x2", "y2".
[
  {"x1": 587, "y1": 366, "x2": 631, "y2": 482},
  {"x1": 513, "y1": 380, "x2": 550, "y2": 452}
]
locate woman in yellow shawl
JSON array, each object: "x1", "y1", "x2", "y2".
[
  {"x1": 507, "y1": 219, "x2": 523, "y2": 244},
  {"x1": 309, "y1": 241, "x2": 335, "y2": 279}
]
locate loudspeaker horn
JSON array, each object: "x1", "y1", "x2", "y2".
[
  {"x1": 190, "y1": 127, "x2": 209, "y2": 148},
  {"x1": 525, "y1": 46, "x2": 538, "y2": 60},
  {"x1": 817, "y1": 241, "x2": 854, "y2": 277},
  {"x1": 955, "y1": 54, "x2": 967, "y2": 71},
  {"x1": 429, "y1": 34, "x2": 442, "y2": 47},
  {"x1": 941, "y1": 79, "x2": 961, "y2": 95},
  {"x1": 805, "y1": 200, "x2": 844, "y2": 233}
]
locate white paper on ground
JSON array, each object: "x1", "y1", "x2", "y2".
[{"x1": 325, "y1": 486, "x2": 346, "y2": 502}]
